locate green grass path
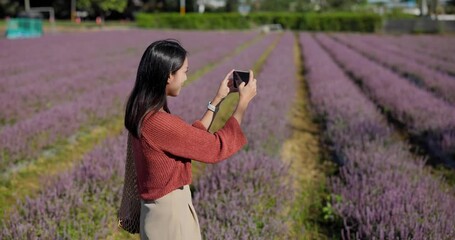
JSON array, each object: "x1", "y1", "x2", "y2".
[{"x1": 281, "y1": 33, "x2": 336, "y2": 239}]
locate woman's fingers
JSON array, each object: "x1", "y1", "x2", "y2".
[
  {"x1": 248, "y1": 70, "x2": 254, "y2": 82},
  {"x1": 227, "y1": 79, "x2": 238, "y2": 92},
  {"x1": 225, "y1": 69, "x2": 235, "y2": 81},
  {"x1": 221, "y1": 70, "x2": 234, "y2": 88}
]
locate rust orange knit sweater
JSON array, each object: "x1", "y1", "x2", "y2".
[{"x1": 131, "y1": 111, "x2": 247, "y2": 200}]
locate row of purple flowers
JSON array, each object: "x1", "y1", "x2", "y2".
[
  {"x1": 194, "y1": 32, "x2": 297, "y2": 239},
  {"x1": 300, "y1": 32, "x2": 455, "y2": 239}
]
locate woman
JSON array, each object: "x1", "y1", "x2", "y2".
[{"x1": 124, "y1": 39, "x2": 257, "y2": 239}]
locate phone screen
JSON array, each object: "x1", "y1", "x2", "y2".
[{"x1": 233, "y1": 70, "x2": 250, "y2": 88}]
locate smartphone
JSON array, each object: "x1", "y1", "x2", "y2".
[{"x1": 233, "y1": 70, "x2": 250, "y2": 88}]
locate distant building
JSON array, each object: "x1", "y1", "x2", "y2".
[
  {"x1": 368, "y1": 0, "x2": 417, "y2": 8},
  {"x1": 368, "y1": 0, "x2": 450, "y2": 15},
  {"x1": 368, "y1": 0, "x2": 421, "y2": 15},
  {"x1": 368, "y1": 0, "x2": 453, "y2": 18},
  {"x1": 197, "y1": 0, "x2": 226, "y2": 12}
]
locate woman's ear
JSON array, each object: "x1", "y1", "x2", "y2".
[{"x1": 167, "y1": 73, "x2": 174, "y2": 84}]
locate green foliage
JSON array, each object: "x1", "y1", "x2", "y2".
[
  {"x1": 77, "y1": 0, "x2": 128, "y2": 16},
  {"x1": 301, "y1": 12, "x2": 382, "y2": 32},
  {"x1": 322, "y1": 194, "x2": 342, "y2": 222},
  {"x1": 0, "y1": 0, "x2": 20, "y2": 17},
  {"x1": 386, "y1": 8, "x2": 417, "y2": 20},
  {"x1": 241, "y1": 0, "x2": 368, "y2": 12},
  {"x1": 136, "y1": 13, "x2": 251, "y2": 30},
  {"x1": 99, "y1": 0, "x2": 127, "y2": 13},
  {"x1": 136, "y1": 12, "x2": 382, "y2": 32}
]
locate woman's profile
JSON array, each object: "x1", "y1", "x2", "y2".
[{"x1": 123, "y1": 39, "x2": 257, "y2": 239}]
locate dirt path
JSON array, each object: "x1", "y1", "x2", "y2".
[{"x1": 280, "y1": 33, "x2": 335, "y2": 239}]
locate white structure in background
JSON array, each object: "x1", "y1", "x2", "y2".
[
  {"x1": 368, "y1": 0, "x2": 422, "y2": 15},
  {"x1": 197, "y1": 0, "x2": 226, "y2": 13},
  {"x1": 24, "y1": 0, "x2": 56, "y2": 32},
  {"x1": 367, "y1": 0, "x2": 454, "y2": 16},
  {"x1": 368, "y1": 0, "x2": 455, "y2": 21},
  {"x1": 238, "y1": 0, "x2": 251, "y2": 15},
  {"x1": 309, "y1": 0, "x2": 322, "y2": 11}
]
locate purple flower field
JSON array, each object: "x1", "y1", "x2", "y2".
[
  {"x1": 1, "y1": 29, "x2": 455, "y2": 239},
  {"x1": 300, "y1": 33, "x2": 455, "y2": 239},
  {"x1": 1, "y1": 30, "x2": 295, "y2": 239}
]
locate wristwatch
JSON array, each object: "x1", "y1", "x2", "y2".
[{"x1": 207, "y1": 101, "x2": 219, "y2": 113}]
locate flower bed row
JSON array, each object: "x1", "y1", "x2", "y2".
[
  {"x1": 0, "y1": 80, "x2": 130, "y2": 171},
  {"x1": 193, "y1": 32, "x2": 297, "y2": 239}
]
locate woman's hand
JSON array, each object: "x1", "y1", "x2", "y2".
[
  {"x1": 216, "y1": 70, "x2": 235, "y2": 99},
  {"x1": 227, "y1": 76, "x2": 238, "y2": 93},
  {"x1": 238, "y1": 70, "x2": 257, "y2": 104},
  {"x1": 232, "y1": 70, "x2": 256, "y2": 125}
]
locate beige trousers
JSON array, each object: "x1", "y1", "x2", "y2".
[{"x1": 140, "y1": 185, "x2": 202, "y2": 240}]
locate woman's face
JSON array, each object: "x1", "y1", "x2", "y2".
[{"x1": 166, "y1": 57, "x2": 188, "y2": 97}]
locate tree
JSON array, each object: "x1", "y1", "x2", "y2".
[
  {"x1": 225, "y1": 0, "x2": 239, "y2": 12},
  {"x1": 323, "y1": 0, "x2": 367, "y2": 10},
  {"x1": 52, "y1": 0, "x2": 71, "y2": 19},
  {"x1": 0, "y1": 0, "x2": 21, "y2": 18},
  {"x1": 251, "y1": 0, "x2": 368, "y2": 12},
  {"x1": 77, "y1": 0, "x2": 128, "y2": 17}
]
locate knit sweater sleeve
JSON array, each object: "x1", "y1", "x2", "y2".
[
  {"x1": 191, "y1": 120, "x2": 207, "y2": 131},
  {"x1": 141, "y1": 113, "x2": 247, "y2": 164}
]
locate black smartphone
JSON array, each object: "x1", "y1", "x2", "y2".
[{"x1": 233, "y1": 70, "x2": 250, "y2": 88}]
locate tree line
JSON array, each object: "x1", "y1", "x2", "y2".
[{"x1": 1, "y1": 0, "x2": 454, "y2": 20}]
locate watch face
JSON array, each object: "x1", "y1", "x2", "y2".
[{"x1": 208, "y1": 102, "x2": 217, "y2": 112}]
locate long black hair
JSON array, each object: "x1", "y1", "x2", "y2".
[{"x1": 125, "y1": 39, "x2": 187, "y2": 138}]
